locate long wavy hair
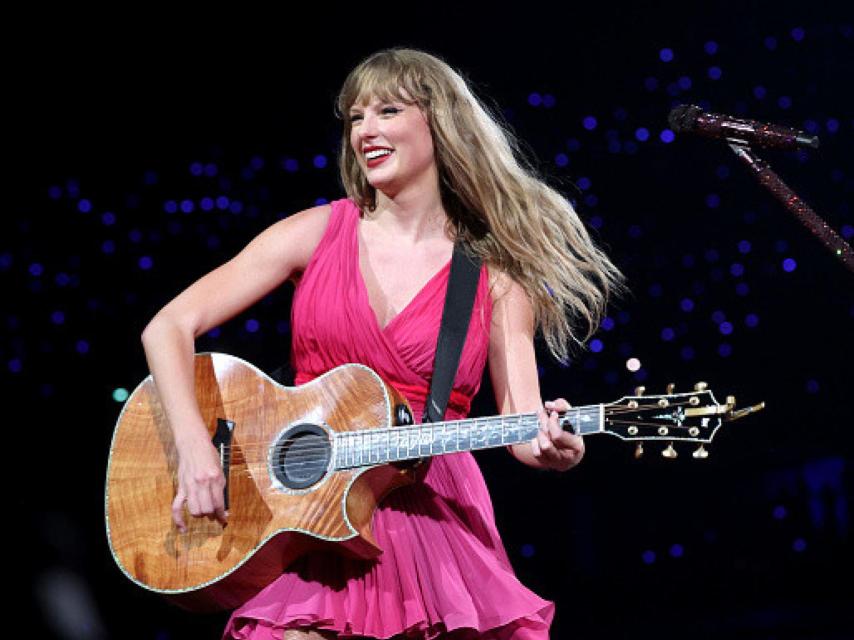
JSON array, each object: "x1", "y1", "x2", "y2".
[{"x1": 336, "y1": 48, "x2": 624, "y2": 363}]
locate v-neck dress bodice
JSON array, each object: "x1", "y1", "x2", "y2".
[{"x1": 223, "y1": 198, "x2": 554, "y2": 639}]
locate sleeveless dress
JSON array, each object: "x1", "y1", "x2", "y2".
[{"x1": 222, "y1": 199, "x2": 554, "y2": 639}]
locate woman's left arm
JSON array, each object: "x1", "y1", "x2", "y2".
[{"x1": 488, "y1": 272, "x2": 585, "y2": 472}]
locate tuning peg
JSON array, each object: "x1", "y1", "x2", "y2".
[
  {"x1": 662, "y1": 443, "x2": 678, "y2": 459},
  {"x1": 666, "y1": 383, "x2": 676, "y2": 394},
  {"x1": 634, "y1": 443, "x2": 644, "y2": 459},
  {"x1": 693, "y1": 444, "x2": 709, "y2": 459},
  {"x1": 694, "y1": 381, "x2": 708, "y2": 391},
  {"x1": 634, "y1": 385, "x2": 646, "y2": 396}
]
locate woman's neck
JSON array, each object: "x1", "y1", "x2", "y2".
[{"x1": 371, "y1": 187, "x2": 450, "y2": 243}]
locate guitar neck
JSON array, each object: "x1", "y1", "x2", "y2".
[{"x1": 334, "y1": 405, "x2": 603, "y2": 469}]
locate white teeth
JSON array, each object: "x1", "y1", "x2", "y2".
[{"x1": 365, "y1": 149, "x2": 392, "y2": 160}]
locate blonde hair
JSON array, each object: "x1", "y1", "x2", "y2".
[{"x1": 336, "y1": 48, "x2": 624, "y2": 363}]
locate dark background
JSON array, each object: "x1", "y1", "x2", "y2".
[{"x1": 7, "y1": 4, "x2": 853, "y2": 638}]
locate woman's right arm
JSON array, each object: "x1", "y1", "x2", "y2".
[{"x1": 140, "y1": 204, "x2": 331, "y2": 532}]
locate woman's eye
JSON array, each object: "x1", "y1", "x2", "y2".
[
  {"x1": 349, "y1": 114, "x2": 363, "y2": 123},
  {"x1": 382, "y1": 107, "x2": 401, "y2": 115}
]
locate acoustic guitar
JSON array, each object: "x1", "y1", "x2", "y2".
[{"x1": 105, "y1": 352, "x2": 762, "y2": 611}]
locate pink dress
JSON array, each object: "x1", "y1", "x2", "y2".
[{"x1": 222, "y1": 199, "x2": 554, "y2": 639}]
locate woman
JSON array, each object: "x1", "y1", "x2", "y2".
[{"x1": 141, "y1": 48, "x2": 622, "y2": 639}]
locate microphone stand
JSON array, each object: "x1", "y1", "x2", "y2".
[{"x1": 728, "y1": 142, "x2": 854, "y2": 274}]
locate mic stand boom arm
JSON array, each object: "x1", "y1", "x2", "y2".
[{"x1": 728, "y1": 142, "x2": 854, "y2": 275}]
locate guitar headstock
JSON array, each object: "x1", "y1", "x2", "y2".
[{"x1": 602, "y1": 382, "x2": 764, "y2": 459}]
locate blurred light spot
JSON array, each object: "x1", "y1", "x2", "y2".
[
  {"x1": 682, "y1": 254, "x2": 695, "y2": 268},
  {"x1": 642, "y1": 550, "x2": 656, "y2": 564},
  {"x1": 842, "y1": 224, "x2": 854, "y2": 240},
  {"x1": 139, "y1": 256, "x2": 153, "y2": 270},
  {"x1": 775, "y1": 239, "x2": 789, "y2": 252},
  {"x1": 782, "y1": 258, "x2": 797, "y2": 272},
  {"x1": 745, "y1": 313, "x2": 760, "y2": 328},
  {"x1": 680, "y1": 346, "x2": 695, "y2": 361},
  {"x1": 55, "y1": 273, "x2": 70, "y2": 286},
  {"x1": 648, "y1": 283, "x2": 663, "y2": 297},
  {"x1": 180, "y1": 199, "x2": 195, "y2": 214},
  {"x1": 737, "y1": 240, "x2": 752, "y2": 254},
  {"x1": 543, "y1": 94, "x2": 556, "y2": 108},
  {"x1": 633, "y1": 368, "x2": 648, "y2": 382},
  {"x1": 190, "y1": 162, "x2": 204, "y2": 176},
  {"x1": 555, "y1": 153, "x2": 569, "y2": 167},
  {"x1": 704, "y1": 41, "x2": 718, "y2": 55},
  {"x1": 704, "y1": 249, "x2": 720, "y2": 262},
  {"x1": 635, "y1": 127, "x2": 650, "y2": 141},
  {"x1": 826, "y1": 118, "x2": 840, "y2": 133},
  {"x1": 528, "y1": 93, "x2": 543, "y2": 107},
  {"x1": 705, "y1": 194, "x2": 720, "y2": 208},
  {"x1": 707, "y1": 66, "x2": 722, "y2": 80},
  {"x1": 76, "y1": 339, "x2": 90, "y2": 354},
  {"x1": 806, "y1": 379, "x2": 820, "y2": 394},
  {"x1": 680, "y1": 298, "x2": 694, "y2": 312},
  {"x1": 677, "y1": 76, "x2": 692, "y2": 90},
  {"x1": 804, "y1": 119, "x2": 819, "y2": 134},
  {"x1": 29, "y1": 263, "x2": 44, "y2": 277},
  {"x1": 711, "y1": 310, "x2": 726, "y2": 324},
  {"x1": 718, "y1": 343, "x2": 733, "y2": 357},
  {"x1": 660, "y1": 129, "x2": 675, "y2": 143},
  {"x1": 659, "y1": 48, "x2": 674, "y2": 62},
  {"x1": 230, "y1": 201, "x2": 244, "y2": 214},
  {"x1": 582, "y1": 116, "x2": 597, "y2": 131},
  {"x1": 313, "y1": 155, "x2": 328, "y2": 169},
  {"x1": 716, "y1": 165, "x2": 730, "y2": 179},
  {"x1": 77, "y1": 199, "x2": 92, "y2": 213},
  {"x1": 164, "y1": 200, "x2": 178, "y2": 214},
  {"x1": 736, "y1": 282, "x2": 750, "y2": 296},
  {"x1": 628, "y1": 225, "x2": 642, "y2": 239},
  {"x1": 101, "y1": 211, "x2": 116, "y2": 225},
  {"x1": 644, "y1": 77, "x2": 659, "y2": 91},
  {"x1": 200, "y1": 197, "x2": 215, "y2": 211},
  {"x1": 112, "y1": 388, "x2": 129, "y2": 402},
  {"x1": 753, "y1": 85, "x2": 767, "y2": 100},
  {"x1": 590, "y1": 215, "x2": 604, "y2": 229},
  {"x1": 626, "y1": 358, "x2": 641, "y2": 372},
  {"x1": 245, "y1": 319, "x2": 260, "y2": 333},
  {"x1": 207, "y1": 327, "x2": 221, "y2": 338},
  {"x1": 51, "y1": 311, "x2": 65, "y2": 325},
  {"x1": 48, "y1": 185, "x2": 63, "y2": 199},
  {"x1": 101, "y1": 240, "x2": 115, "y2": 254},
  {"x1": 661, "y1": 327, "x2": 675, "y2": 341},
  {"x1": 617, "y1": 311, "x2": 631, "y2": 324},
  {"x1": 669, "y1": 544, "x2": 684, "y2": 558},
  {"x1": 283, "y1": 158, "x2": 299, "y2": 172},
  {"x1": 521, "y1": 543, "x2": 535, "y2": 558},
  {"x1": 577, "y1": 177, "x2": 592, "y2": 190},
  {"x1": 791, "y1": 27, "x2": 805, "y2": 42},
  {"x1": 604, "y1": 371, "x2": 619, "y2": 385},
  {"x1": 730, "y1": 263, "x2": 744, "y2": 277},
  {"x1": 129, "y1": 229, "x2": 143, "y2": 243},
  {"x1": 590, "y1": 339, "x2": 604, "y2": 353},
  {"x1": 250, "y1": 156, "x2": 265, "y2": 170},
  {"x1": 216, "y1": 196, "x2": 230, "y2": 210},
  {"x1": 792, "y1": 538, "x2": 807, "y2": 552},
  {"x1": 764, "y1": 36, "x2": 778, "y2": 50},
  {"x1": 8, "y1": 358, "x2": 22, "y2": 373},
  {"x1": 601, "y1": 317, "x2": 615, "y2": 331},
  {"x1": 773, "y1": 505, "x2": 787, "y2": 520},
  {"x1": 778, "y1": 96, "x2": 792, "y2": 109},
  {"x1": 276, "y1": 320, "x2": 290, "y2": 334},
  {"x1": 584, "y1": 194, "x2": 599, "y2": 207},
  {"x1": 719, "y1": 321, "x2": 733, "y2": 335}
]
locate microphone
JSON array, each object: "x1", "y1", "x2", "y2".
[{"x1": 668, "y1": 104, "x2": 819, "y2": 150}]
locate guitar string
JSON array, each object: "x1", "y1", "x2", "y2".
[{"x1": 194, "y1": 400, "x2": 702, "y2": 456}]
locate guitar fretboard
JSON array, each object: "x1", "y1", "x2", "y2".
[{"x1": 333, "y1": 406, "x2": 603, "y2": 469}]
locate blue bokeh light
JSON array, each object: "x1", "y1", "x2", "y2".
[
  {"x1": 582, "y1": 116, "x2": 597, "y2": 131},
  {"x1": 635, "y1": 127, "x2": 650, "y2": 141},
  {"x1": 707, "y1": 66, "x2": 722, "y2": 80},
  {"x1": 718, "y1": 343, "x2": 733, "y2": 357},
  {"x1": 704, "y1": 41, "x2": 718, "y2": 55},
  {"x1": 764, "y1": 36, "x2": 778, "y2": 50},
  {"x1": 782, "y1": 258, "x2": 797, "y2": 272},
  {"x1": 773, "y1": 505, "x2": 787, "y2": 520},
  {"x1": 680, "y1": 298, "x2": 695, "y2": 312},
  {"x1": 660, "y1": 129, "x2": 675, "y2": 143},
  {"x1": 521, "y1": 543, "x2": 536, "y2": 558},
  {"x1": 313, "y1": 155, "x2": 328, "y2": 169},
  {"x1": 77, "y1": 199, "x2": 92, "y2": 213},
  {"x1": 245, "y1": 319, "x2": 260, "y2": 333},
  {"x1": 669, "y1": 544, "x2": 684, "y2": 558},
  {"x1": 659, "y1": 48, "x2": 674, "y2": 62},
  {"x1": 139, "y1": 256, "x2": 153, "y2": 270},
  {"x1": 641, "y1": 550, "x2": 656, "y2": 565},
  {"x1": 590, "y1": 339, "x2": 604, "y2": 353},
  {"x1": 661, "y1": 327, "x2": 675, "y2": 341},
  {"x1": 528, "y1": 93, "x2": 543, "y2": 107},
  {"x1": 806, "y1": 379, "x2": 820, "y2": 394},
  {"x1": 791, "y1": 27, "x2": 805, "y2": 42},
  {"x1": 745, "y1": 313, "x2": 760, "y2": 328}
]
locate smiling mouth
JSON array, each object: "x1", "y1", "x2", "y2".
[{"x1": 365, "y1": 150, "x2": 394, "y2": 168}]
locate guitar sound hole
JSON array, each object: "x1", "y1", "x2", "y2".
[{"x1": 272, "y1": 423, "x2": 331, "y2": 490}]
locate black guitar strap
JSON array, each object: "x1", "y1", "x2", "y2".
[{"x1": 422, "y1": 243, "x2": 482, "y2": 424}]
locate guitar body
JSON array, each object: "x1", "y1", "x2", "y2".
[{"x1": 105, "y1": 353, "x2": 420, "y2": 611}]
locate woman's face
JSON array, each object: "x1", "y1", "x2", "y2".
[{"x1": 348, "y1": 93, "x2": 436, "y2": 197}]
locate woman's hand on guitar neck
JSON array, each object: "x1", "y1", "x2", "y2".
[
  {"x1": 532, "y1": 398, "x2": 585, "y2": 472},
  {"x1": 172, "y1": 434, "x2": 229, "y2": 533}
]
